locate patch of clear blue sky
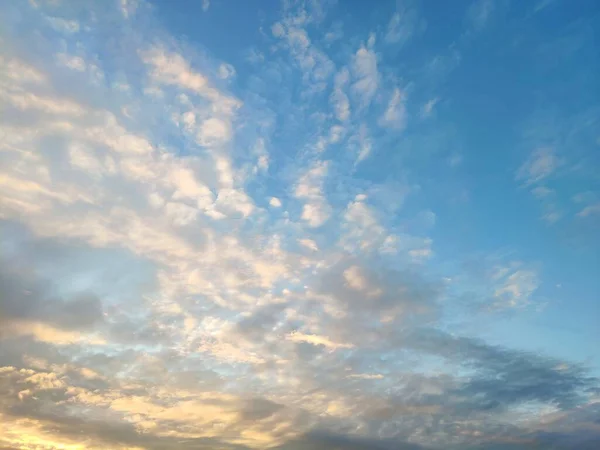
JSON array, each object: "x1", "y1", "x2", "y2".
[{"x1": 150, "y1": 0, "x2": 599, "y2": 370}]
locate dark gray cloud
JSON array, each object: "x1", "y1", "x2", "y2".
[
  {"x1": 2, "y1": 224, "x2": 597, "y2": 449},
  {"x1": 408, "y1": 329, "x2": 598, "y2": 412},
  {"x1": 240, "y1": 397, "x2": 284, "y2": 421},
  {"x1": 0, "y1": 257, "x2": 104, "y2": 332},
  {"x1": 275, "y1": 430, "x2": 429, "y2": 450},
  {"x1": 2, "y1": 405, "x2": 253, "y2": 450},
  {"x1": 318, "y1": 258, "x2": 442, "y2": 316}
]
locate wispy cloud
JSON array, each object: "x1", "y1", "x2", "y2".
[
  {"x1": 385, "y1": 6, "x2": 423, "y2": 46},
  {"x1": 466, "y1": 0, "x2": 495, "y2": 31},
  {"x1": 379, "y1": 87, "x2": 407, "y2": 130},
  {"x1": 351, "y1": 40, "x2": 379, "y2": 109},
  {"x1": 420, "y1": 97, "x2": 439, "y2": 118},
  {"x1": 517, "y1": 147, "x2": 560, "y2": 185},
  {"x1": 294, "y1": 160, "x2": 332, "y2": 227}
]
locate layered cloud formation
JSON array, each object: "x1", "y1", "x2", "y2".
[{"x1": 0, "y1": 0, "x2": 599, "y2": 449}]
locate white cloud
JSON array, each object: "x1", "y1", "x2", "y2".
[
  {"x1": 286, "y1": 331, "x2": 354, "y2": 350},
  {"x1": 197, "y1": 117, "x2": 231, "y2": 146},
  {"x1": 294, "y1": 161, "x2": 331, "y2": 227},
  {"x1": 164, "y1": 201, "x2": 199, "y2": 226},
  {"x1": 56, "y1": 53, "x2": 86, "y2": 71},
  {"x1": 492, "y1": 265, "x2": 540, "y2": 309},
  {"x1": 330, "y1": 67, "x2": 350, "y2": 121},
  {"x1": 347, "y1": 373, "x2": 384, "y2": 380},
  {"x1": 140, "y1": 46, "x2": 242, "y2": 117},
  {"x1": 379, "y1": 87, "x2": 407, "y2": 130},
  {"x1": 532, "y1": 186, "x2": 553, "y2": 198},
  {"x1": 516, "y1": 147, "x2": 559, "y2": 185},
  {"x1": 272, "y1": 22, "x2": 285, "y2": 38},
  {"x1": 339, "y1": 195, "x2": 386, "y2": 253},
  {"x1": 301, "y1": 201, "x2": 332, "y2": 228},
  {"x1": 351, "y1": 45, "x2": 379, "y2": 109},
  {"x1": 577, "y1": 202, "x2": 600, "y2": 218},
  {"x1": 329, "y1": 125, "x2": 345, "y2": 143},
  {"x1": 324, "y1": 22, "x2": 343, "y2": 43},
  {"x1": 0, "y1": 89, "x2": 86, "y2": 116},
  {"x1": 245, "y1": 48, "x2": 265, "y2": 64},
  {"x1": 252, "y1": 138, "x2": 269, "y2": 174},
  {"x1": 198, "y1": 338, "x2": 265, "y2": 365},
  {"x1": 385, "y1": 8, "x2": 420, "y2": 45},
  {"x1": 408, "y1": 247, "x2": 433, "y2": 262},
  {"x1": 202, "y1": 0, "x2": 210, "y2": 12},
  {"x1": 448, "y1": 153, "x2": 463, "y2": 167},
  {"x1": 214, "y1": 188, "x2": 255, "y2": 218},
  {"x1": 298, "y1": 238, "x2": 319, "y2": 252},
  {"x1": 343, "y1": 265, "x2": 368, "y2": 291},
  {"x1": 466, "y1": 0, "x2": 495, "y2": 31},
  {"x1": 420, "y1": 97, "x2": 439, "y2": 118},
  {"x1": 272, "y1": 19, "x2": 334, "y2": 89},
  {"x1": 542, "y1": 210, "x2": 562, "y2": 223},
  {"x1": 0, "y1": 56, "x2": 46, "y2": 84},
  {"x1": 169, "y1": 165, "x2": 213, "y2": 201},
  {"x1": 68, "y1": 142, "x2": 102, "y2": 173},
  {"x1": 355, "y1": 124, "x2": 372, "y2": 165},
  {"x1": 269, "y1": 197, "x2": 282, "y2": 208},
  {"x1": 257, "y1": 155, "x2": 269, "y2": 172},
  {"x1": 46, "y1": 16, "x2": 80, "y2": 34},
  {"x1": 120, "y1": 0, "x2": 138, "y2": 18},
  {"x1": 1, "y1": 320, "x2": 105, "y2": 346},
  {"x1": 217, "y1": 63, "x2": 236, "y2": 79}
]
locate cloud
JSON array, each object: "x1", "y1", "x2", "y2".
[
  {"x1": 379, "y1": 87, "x2": 407, "y2": 130},
  {"x1": 46, "y1": 16, "x2": 80, "y2": 34},
  {"x1": 298, "y1": 238, "x2": 318, "y2": 251},
  {"x1": 385, "y1": 7, "x2": 422, "y2": 46},
  {"x1": 409, "y1": 329, "x2": 598, "y2": 413},
  {"x1": 140, "y1": 46, "x2": 241, "y2": 118},
  {"x1": 330, "y1": 67, "x2": 351, "y2": 121},
  {"x1": 56, "y1": 53, "x2": 86, "y2": 71},
  {"x1": 347, "y1": 373, "x2": 384, "y2": 380},
  {"x1": 0, "y1": 256, "x2": 104, "y2": 336},
  {"x1": 492, "y1": 268, "x2": 539, "y2": 309},
  {"x1": 577, "y1": 202, "x2": 600, "y2": 218},
  {"x1": 516, "y1": 147, "x2": 559, "y2": 185},
  {"x1": 343, "y1": 265, "x2": 370, "y2": 291},
  {"x1": 294, "y1": 161, "x2": 332, "y2": 227},
  {"x1": 350, "y1": 124, "x2": 373, "y2": 166},
  {"x1": 218, "y1": 63, "x2": 236, "y2": 79},
  {"x1": 531, "y1": 186, "x2": 552, "y2": 198},
  {"x1": 351, "y1": 43, "x2": 379, "y2": 109},
  {"x1": 120, "y1": 0, "x2": 138, "y2": 18},
  {"x1": 420, "y1": 97, "x2": 439, "y2": 118},
  {"x1": 466, "y1": 0, "x2": 495, "y2": 31},
  {"x1": 286, "y1": 331, "x2": 354, "y2": 350},
  {"x1": 271, "y1": 8, "x2": 335, "y2": 92},
  {"x1": 275, "y1": 430, "x2": 428, "y2": 450},
  {"x1": 0, "y1": 362, "x2": 303, "y2": 449},
  {"x1": 517, "y1": 104, "x2": 598, "y2": 231},
  {"x1": 0, "y1": 1, "x2": 598, "y2": 449},
  {"x1": 324, "y1": 21, "x2": 344, "y2": 43}
]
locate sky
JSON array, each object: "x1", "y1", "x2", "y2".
[{"x1": 0, "y1": 0, "x2": 599, "y2": 449}]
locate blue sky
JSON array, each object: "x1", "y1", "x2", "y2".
[{"x1": 0, "y1": 0, "x2": 599, "y2": 449}]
